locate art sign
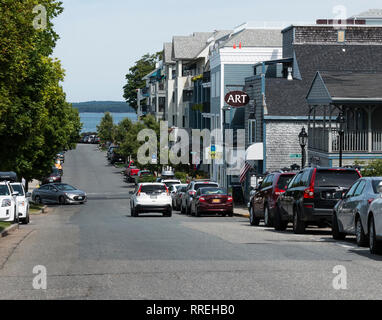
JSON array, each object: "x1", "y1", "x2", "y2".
[{"x1": 224, "y1": 91, "x2": 250, "y2": 107}]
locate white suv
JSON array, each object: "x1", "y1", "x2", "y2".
[
  {"x1": 130, "y1": 183, "x2": 172, "y2": 217},
  {"x1": 0, "y1": 181, "x2": 19, "y2": 223},
  {"x1": 11, "y1": 183, "x2": 30, "y2": 224}
]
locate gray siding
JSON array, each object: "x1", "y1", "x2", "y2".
[
  {"x1": 265, "y1": 120, "x2": 308, "y2": 172},
  {"x1": 245, "y1": 77, "x2": 263, "y2": 148},
  {"x1": 210, "y1": 65, "x2": 221, "y2": 116},
  {"x1": 307, "y1": 73, "x2": 331, "y2": 103}
]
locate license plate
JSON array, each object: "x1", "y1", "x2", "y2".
[
  {"x1": 78, "y1": 197, "x2": 83, "y2": 200},
  {"x1": 150, "y1": 195, "x2": 157, "y2": 199},
  {"x1": 212, "y1": 199, "x2": 221, "y2": 203},
  {"x1": 49, "y1": 178, "x2": 53, "y2": 182}
]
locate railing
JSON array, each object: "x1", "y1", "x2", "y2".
[{"x1": 309, "y1": 128, "x2": 382, "y2": 153}]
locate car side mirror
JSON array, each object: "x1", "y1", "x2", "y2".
[
  {"x1": 26, "y1": 192, "x2": 31, "y2": 197},
  {"x1": 12, "y1": 191, "x2": 19, "y2": 197}
]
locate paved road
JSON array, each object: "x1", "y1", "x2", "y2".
[{"x1": 1, "y1": 144, "x2": 382, "y2": 299}]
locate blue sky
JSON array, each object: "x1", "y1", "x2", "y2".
[{"x1": 52, "y1": 0, "x2": 381, "y2": 102}]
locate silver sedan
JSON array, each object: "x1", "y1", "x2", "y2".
[
  {"x1": 368, "y1": 181, "x2": 382, "y2": 254},
  {"x1": 333, "y1": 177, "x2": 382, "y2": 247}
]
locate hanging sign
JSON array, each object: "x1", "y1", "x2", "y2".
[{"x1": 224, "y1": 91, "x2": 250, "y2": 107}]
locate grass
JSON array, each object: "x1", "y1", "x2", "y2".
[
  {"x1": 30, "y1": 203, "x2": 44, "y2": 214},
  {"x1": 114, "y1": 163, "x2": 126, "y2": 168},
  {"x1": 0, "y1": 222, "x2": 11, "y2": 233}
]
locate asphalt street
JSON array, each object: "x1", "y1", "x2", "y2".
[{"x1": 1, "y1": 144, "x2": 382, "y2": 299}]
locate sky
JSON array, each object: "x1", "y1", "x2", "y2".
[{"x1": 52, "y1": 0, "x2": 382, "y2": 102}]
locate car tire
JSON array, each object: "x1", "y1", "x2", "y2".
[
  {"x1": 264, "y1": 206, "x2": 273, "y2": 227},
  {"x1": 35, "y1": 196, "x2": 42, "y2": 205},
  {"x1": 273, "y1": 205, "x2": 287, "y2": 231},
  {"x1": 249, "y1": 206, "x2": 260, "y2": 226},
  {"x1": 21, "y1": 212, "x2": 30, "y2": 225},
  {"x1": 195, "y1": 207, "x2": 201, "y2": 217},
  {"x1": 130, "y1": 206, "x2": 135, "y2": 217},
  {"x1": 332, "y1": 212, "x2": 346, "y2": 240},
  {"x1": 228, "y1": 211, "x2": 233, "y2": 217},
  {"x1": 165, "y1": 208, "x2": 172, "y2": 217},
  {"x1": 59, "y1": 196, "x2": 66, "y2": 205},
  {"x1": 369, "y1": 216, "x2": 382, "y2": 254},
  {"x1": 293, "y1": 207, "x2": 305, "y2": 234},
  {"x1": 181, "y1": 204, "x2": 185, "y2": 214},
  {"x1": 355, "y1": 217, "x2": 368, "y2": 247},
  {"x1": 187, "y1": 205, "x2": 192, "y2": 216},
  {"x1": 13, "y1": 206, "x2": 19, "y2": 224}
]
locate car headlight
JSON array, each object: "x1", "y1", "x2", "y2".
[
  {"x1": 65, "y1": 193, "x2": 75, "y2": 199},
  {"x1": 19, "y1": 201, "x2": 25, "y2": 207},
  {"x1": 2, "y1": 199, "x2": 11, "y2": 207}
]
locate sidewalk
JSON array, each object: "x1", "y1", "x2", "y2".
[{"x1": 234, "y1": 205, "x2": 249, "y2": 218}]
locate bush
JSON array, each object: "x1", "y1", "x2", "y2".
[
  {"x1": 175, "y1": 172, "x2": 188, "y2": 183},
  {"x1": 137, "y1": 175, "x2": 156, "y2": 183},
  {"x1": 357, "y1": 159, "x2": 382, "y2": 177}
]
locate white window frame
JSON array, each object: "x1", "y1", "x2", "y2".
[{"x1": 248, "y1": 119, "x2": 256, "y2": 144}]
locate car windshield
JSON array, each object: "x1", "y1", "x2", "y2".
[
  {"x1": 200, "y1": 188, "x2": 227, "y2": 195},
  {"x1": 11, "y1": 184, "x2": 24, "y2": 196},
  {"x1": 277, "y1": 175, "x2": 295, "y2": 190},
  {"x1": 164, "y1": 181, "x2": 180, "y2": 187},
  {"x1": 55, "y1": 184, "x2": 77, "y2": 191},
  {"x1": 195, "y1": 183, "x2": 218, "y2": 190},
  {"x1": 0, "y1": 185, "x2": 10, "y2": 196},
  {"x1": 371, "y1": 179, "x2": 382, "y2": 193},
  {"x1": 140, "y1": 185, "x2": 167, "y2": 194},
  {"x1": 315, "y1": 170, "x2": 360, "y2": 188}
]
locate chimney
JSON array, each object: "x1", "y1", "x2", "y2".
[{"x1": 287, "y1": 67, "x2": 293, "y2": 81}]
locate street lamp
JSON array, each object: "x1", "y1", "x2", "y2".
[
  {"x1": 299, "y1": 127, "x2": 308, "y2": 169},
  {"x1": 336, "y1": 111, "x2": 346, "y2": 167}
]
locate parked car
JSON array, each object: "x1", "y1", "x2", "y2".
[
  {"x1": 367, "y1": 181, "x2": 382, "y2": 254},
  {"x1": 107, "y1": 145, "x2": 119, "y2": 160},
  {"x1": 134, "y1": 170, "x2": 154, "y2": 185},
  {"x1": 190, "y1": 187, "x2": 233, "y2": 217},
  {"x1": 169, "y1": 184, "x2": 187, "y2": 209},
  {"x1": 41, "y1": 167, "x2": 62, "y2": 185},
  {"x1": 0, "y1": 181, "x2": 19, "y2": 223},
  {"x1": 275, "y1": 167, "x2": 361, "y2": 233},
  {"x1": 56, "y1": 152, "x2": 65, "y2": 163},
  {"x1": 249, "y1": 172, "x2": 296, "y2": 227},
  {"x1": 32, "y1": 183, "x2": 87, "y2": 205},
  {"x1": 10, "y1": 182, "x2": 31, "y2": 224},
  {"x1": 156, "y1": 170, "x2": 175, "y2": 182},
  {"x1": 162, "y1": 179, "x2": 181, "y2": 188},
  {"x1": 124, "y1": 161, "x2": 140, "y2": 182},
  {"x1": 181, "y1": 180, "x2": 219, "y2": 215},
  {"x1": 130, "y1": 183, "x2": 172, "y2": 217},
  {"x1": 94, "y1": 137, "x2": 101, "y2": 144},
  {"x1": 332, "y1": 177, "x2": 382, "y2": 246},
  {"x1": 109, "y1": 149, "x2": 125, "y2": 164}
]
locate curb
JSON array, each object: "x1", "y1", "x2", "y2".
[
  {"x1": 234, "y1": 212, "x2": 250, "y2": 218},
  {"x1": 1, "y1": 224, "x2": 19, "y2": 238}
]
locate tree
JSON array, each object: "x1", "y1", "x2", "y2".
[
  {"x1": 97, "y1": 112, "x2": 114, "y2": 143},
  {"x1": 123, "y1": 51, "x2": 163, "y2": 110},
  {"x1": 0, "y1": 0, "x2": 81, "y2": 185}
]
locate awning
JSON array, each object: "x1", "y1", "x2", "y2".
[{"x1": 245, "y1": 143, "x2": 264, "y2": 161}]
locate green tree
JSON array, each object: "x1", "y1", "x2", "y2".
[
  {"x1": 97, "y1": 112, "x2": 114, "y2": 143},
  {"x1": 123, "y1": 52, "x2": 162, "y2": 110},
  {"x1": 0, "y1": 0, "x2": 81, "y2": 186}
]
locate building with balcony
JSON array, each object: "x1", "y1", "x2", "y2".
[
  {"x1": 307, "y1": 71, "x2": 382, "y2": 167},
  {"x1": 241, "y1": 22, "x2": 382, "y2": 200}
]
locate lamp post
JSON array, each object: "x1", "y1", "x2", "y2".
[
  {"x1": 299, "y1": 127, "x2": 308, "y2": 169},
  {"x1": 336, "y1": 112, "x2": 346, "y2": 167}
]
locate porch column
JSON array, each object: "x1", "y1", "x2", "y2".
[
  {"x1": 328, "y1": 104, "x2": 333, "y2": 153},
  {"x1": 368, "y1": 105, "x2": 372, "y2": 153}
]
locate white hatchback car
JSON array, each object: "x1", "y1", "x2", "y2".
[
  {"x1": 11, "y1": 183, "x2": 30, "y2": 224},
  {"x1": 130, "y1": 183, "x2": 172, "y2": 217},
  {"x1": 0, "y1": 181, "x2": 19, "y2": 223}
]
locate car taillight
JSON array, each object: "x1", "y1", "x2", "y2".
[
  {"x1": 137, "y1": 185, "x2": 142, "y2": 196},
  {"x1": 304, "y1": 186, "x2": 314, "y2": 199},
  {"x1": 189, "y1": 190, "x2": 196, "y2": 196},
  {"x1": 165, "y1": 185, "x2": 169, "y2": 196},
  {"x1": 368, "y1": 198, "x2": 375, "y2": 205},
  {"x1": 227, "y1": 196, "x2": 233, "y2": 202},
  {"x1": 199, "y1": 197, "x2": 206, "y2": 202},
  {"x1": 274, "y1": 188, "x2": 285, "y2": 196}
]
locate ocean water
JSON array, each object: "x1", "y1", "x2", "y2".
[{"x1": 80, "y1": 112, "x2": 138, "y2": 133}]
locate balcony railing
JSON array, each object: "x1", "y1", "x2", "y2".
[{"x1": 309, "y1": 128, "x2": 382, "y2": 153}]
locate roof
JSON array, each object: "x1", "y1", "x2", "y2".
[
  {"x1": 219, "y1": 29, "x2": 282, "y2": 48},
  {"x1": 172, "y1": 32, "x2": 213, "y2": 60},
  {"x1": 246, "y1": 44, "x2": 382, "y2": 116},
  {"x1": 352, "y1": 9, "x2": 382, "y2": 19},
  {"x1": 307, "y1": 71, "x2": 382, "y2": 103},
  {"x1": 163, "y1": 42, "x2": 175, "y2": 64}
]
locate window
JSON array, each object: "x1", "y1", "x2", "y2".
[
  {"x1": 248, "y1": 120, "x2": 256, "y2": 144},
  {"x1": 354, "y1": 180, "x2": 366, "y2": 197},
  {"x1": 291, "y1": 172, "x2": 304, "y2": 188},
  {"x1": 346, "y1": 181, "x2": 359, "y2": 198},
  {"x1": 277, "y1": 174, "x2": 295, "y2": 190},
  {"x1": 216, "y1": 71, "x2": 220, "y2": 97},
  {"x1": 315, "y1": 170, "x2": 360, "y2": 188},
  {"x1": 338, "y1": 30, "x2": 345, "y2": 43},
  {"x1": 211, "y1": 73, "x2": 216, "y2": 98},
  {"x1": 372, "y1": 179, "x2": 382, "y2": 194},
  {"x1": 300, "y1": 170, "x2": 311, "y2": 187},
  {"x1": 0, "y1": 185, "x2": 10, "y2": 196}
]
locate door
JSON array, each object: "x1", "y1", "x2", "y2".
[
  {"x1": 337, "y1": 181, "x2": 360, "y2": 232},
  {"x1": 343, "y1": 180, "x2": 366, "y2": 233},
  {"x1": 285, "y1": 172, "x2": 304, "y2": 217},
  {"x1": 254, "y1": 175, "x2": 273, "y2": 217}
]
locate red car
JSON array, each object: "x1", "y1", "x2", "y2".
[
  {"x1": 190, "y1": 187, "x2": 233, "y2": 217},
  {"x1": 124, "y1": 161, "x2": 140, "y2": 182}
]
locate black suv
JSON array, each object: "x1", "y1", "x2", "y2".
[{"x1": 275, "y1": 167, "x2": 361, "y2": 233}]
